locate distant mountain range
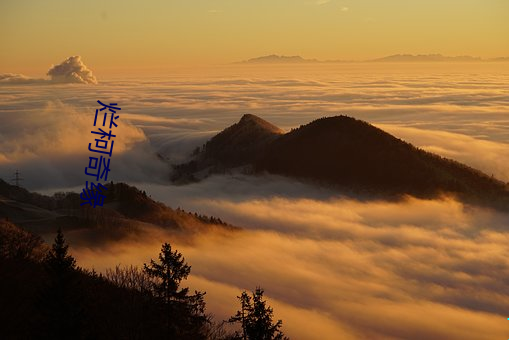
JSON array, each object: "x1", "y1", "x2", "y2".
[
  {"x1": 238, "y1": 54, "x2": 509, "y2": 64},
  {"x1": 239, "y1": 55, "x2": 321, "y2": 64},
  {"x1": 371, "y1": 54, "x2": 482, "y2": 62},
  {"x1": 172, "y1": 114, "x2": 509, "y2": 211}
]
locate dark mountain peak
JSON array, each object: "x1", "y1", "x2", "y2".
[
  {"x1": 192, "y1": 114, "x2": 282, "y2": 168},
  {"x1": 237, "y1": 114, "x2": 283, "y2": 134},
  {"x1": 302, "y1": 115, "x2": 373, "y2": 131},
  {"x1": 172, "y1": 114, "x2": 509, "y2": 210},
  {"x1": 239, "y1": 113, "x2": 265, "y2": 124},
  {"x1": 257, "y1": 116, "x2": 509, "y2": 206},
  {"x1": 282, "y1": 115, "x2": 392, "y2": 149}
]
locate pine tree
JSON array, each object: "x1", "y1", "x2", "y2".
[
  {"x1": 229, "y1": 288, "x2": 288, "y2": 340},
  {"x1": 144, "y1": 242, "x2": 207, "y2": 339},
  {"x1": 39, "y1": 228, "x2": 84, "y2": 340},
  {"x1": 45, "y1": 228, "x2": 76, "y2": 274},
  {"x1": 230, "y1": 291, "x2": 251, "y2": 340}
]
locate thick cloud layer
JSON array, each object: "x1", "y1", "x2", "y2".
[
  {"x1": 2, "y1": 63, "x2": 509, "y2": 189},
  {"x1": 0, "y1": 101, "x2": 169, "y2": 188},
  {"x1": 47, "y1": 56, "x2": 97, "y2": 84},
  {"x1": 68, "y1": 178, "x2": 509, "y2": 340}
]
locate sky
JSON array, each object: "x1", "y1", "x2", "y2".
[{"x1": 1, "y1": 0, "x2": 508, "y2": 74}]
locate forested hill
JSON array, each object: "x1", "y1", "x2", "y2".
[
  {"x1": 173, "y1": 114, "x2": 509, "y2": 210},
  {"x1": 0, "y1": 180, "x2": 235, "y2": 237}
]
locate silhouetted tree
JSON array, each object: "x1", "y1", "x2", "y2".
[
  {"x1": 45, "y1": 228, "x2": 76, "y2": 273},
  {"x1": 105, "y1": 264, "x2": 152, "y2": 292},
  {"x1": 1, "y1": 224, "x2": 217, "y2": 339},
  {"x1": 0, "y1": 221, "x2": 44, "y2": 260},
  {"x1": 229, "y1": 288, "x2": 288, "y2": 340},
  {"x1": 39, "y1": 228, "x2": 85, "y2": 339},
  {"x1": 144, "y1": 242, "x2": 208, "y2": 339}
]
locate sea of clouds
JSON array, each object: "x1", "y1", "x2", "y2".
[
  {"x1": 2, "y1": 59, "x2": 509, "y2": 339},
  {"x1": 72, "y1": 190, "x2": 509, "y2": 339},
  {"x1": 1, "y1": 61, "x2": 508, "y2": 187}
]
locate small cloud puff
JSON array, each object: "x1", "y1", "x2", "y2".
[
  {"x1": 0, "y1": 56, "x2": 97, "y2": 85},
  {"x1": 47, "y1": 56, "x2": 98, "y2": 84}
]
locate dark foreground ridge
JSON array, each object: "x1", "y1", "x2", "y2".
[
  {"x1": 0, "y1": 181, "x2": 290, "y2": 339},
  {"x1": 173, "y1": 114, "x2": 509, "y2": 210},
  {"x1": 0, "y1": 221, "x2": 287, "y2": 339},
  {"x1": 0, "y1": 180, "x2": 236, "y2": 239}
]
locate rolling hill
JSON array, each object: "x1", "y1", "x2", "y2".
[
  {"x1": 0, "y1": 180, "x2": 235, "y2": 239},
  {"x1": 173, "y1": 114, "x2": 509, "y2": 210}
]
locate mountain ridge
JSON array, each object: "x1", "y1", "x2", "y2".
[
  {"x1": 237, "y1": 54, "x2": 509, "y2": 64},
  {"x1": 239, "y1": 54, "x2": 320, "y2": 64},
  {"x1": 172, "y1": 114, "x2": 283, "y2": 181},
  {"x1": 172, "y1": 114, "x2": 509, "y2": 210},
  {"x1": 0, "y1": 179, "x2": 236, "y2": 239}
]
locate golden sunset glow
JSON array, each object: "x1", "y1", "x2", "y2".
[{"x1": 1, "y1": 0, "x2": 508, "y2": 74}]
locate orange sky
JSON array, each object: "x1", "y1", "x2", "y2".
[{"x1": 1, "y1": 0, "x2": 508, "y2": 74}]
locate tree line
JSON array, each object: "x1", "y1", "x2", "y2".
[{"x1": 0, "y1": 223, "x2": 288, "y2": 340}]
